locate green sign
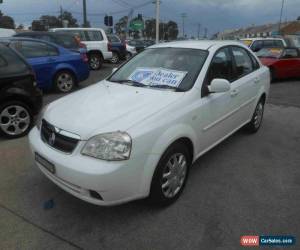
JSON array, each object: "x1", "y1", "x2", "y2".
[{"x1": 129, "y1": 20, "x2": 144, "y2": 31}]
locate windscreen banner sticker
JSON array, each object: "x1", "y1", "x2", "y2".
[{"x1": 129, "y1": 67, "x2": 188, "y2": 87}]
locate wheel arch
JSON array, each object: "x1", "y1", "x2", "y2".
[{"x1": 88, "y1": 50, "x2": 104, "y2": 59}]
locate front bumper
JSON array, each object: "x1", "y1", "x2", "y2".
[{"x1": 28, "y1": 127, "x2": 159, "y2": 206}]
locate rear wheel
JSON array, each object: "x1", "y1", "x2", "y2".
[
  {"x1": 110, "y1": 52, "x2": 120, "y2": 64},
  {"x1": 0, "y1": 101, "x2": 33, "y2": 139},
  {"x1": 89, "y1": 53, "x2": 102, "y2": 70},
  {"x1": 54, "y1": 70, "x2": 75, "y2": 93},
  {"x1": 149, "y1": 142, "x2": 191, "y2": 206},
  {"x1": 245, "y1": 98, "x2": 265, "y2": 133},
  {"x1": 125, "y1": 52, "x2": 132, "y2": 60}
]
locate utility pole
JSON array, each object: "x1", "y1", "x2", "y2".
[
  {"x1": 204, "y1": 27, "x2": 208, "y2": 38},
  {"x1": 155, "y1": 0, "x2": 160, "y2": 44},
  {"x1": 83, "y1": 0, "x2": 87, "y2": 27},
  {"x1": 181, "y1": 13, "x2": 187, "y2": 38},
  {"x1": 278, "y1": 0, "x2": 285, "y2": 35},
  {"x1": 197, "y1": 23, "x2": 201, "y2": 40},
  {"x1": 60, "y1": 5, "x2": 63, "y2": 27}
]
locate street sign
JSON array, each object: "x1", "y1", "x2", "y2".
[{"x1": 129, "y1": 20, "x2": 144, "y2": 31}]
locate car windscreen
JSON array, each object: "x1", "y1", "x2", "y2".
[
  {"x1": 55, "y1": 34, "x2": 79, "y2": 49},
  {"x1": 256, "y1": 48, "x2": 283, "y2": 58},
  {"x1": 108, "y1": 47, "x2": 208, "y2": 91},
  {"x1": 0, "y1": 44, "x2": 29, "y2": 77}
]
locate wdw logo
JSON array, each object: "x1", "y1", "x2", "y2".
[{"x1": 240, "y1": 235, "x2": 296, "y2": 247}]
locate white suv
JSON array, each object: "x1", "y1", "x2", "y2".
[{"x1": 51, "y1": 28, "x2": 112, "y2": 70}]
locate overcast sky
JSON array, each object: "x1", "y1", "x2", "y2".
[{"x1": 1, "y1": 0, "x2": 299, "y2": 36}]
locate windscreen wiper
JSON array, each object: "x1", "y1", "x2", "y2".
[
  {"x1": 150, "y1": 84, "x2": 184, "y2": 92},
  {"x1": 114, "y1": 79, "x2": 148, "y2": 87}
]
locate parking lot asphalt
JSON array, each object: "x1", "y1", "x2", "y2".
[{"x1": 0, "y1": 64, "x2": 300, "y2": 250}]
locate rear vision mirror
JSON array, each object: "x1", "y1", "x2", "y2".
[{"x1": 208, "y1": 79, "x2": 231, "y2": 94}]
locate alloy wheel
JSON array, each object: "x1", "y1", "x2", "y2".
[
  {"x1": 254, "y1": 102, "x2": 264, "y2": 129},
  {"x1": 56, "y1": 72, "x2": 74, "y2": 92},
  {"x1": 161, "y1": 153, "x2": 188, "y2": 198},
  {"x1": 90, "y1": 56, "x2": 100, "y2": 70},
  {"x1": 0, "y1": 105, "x2": 30, "y2": 136}
]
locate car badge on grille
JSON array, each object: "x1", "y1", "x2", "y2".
[{"x1": 49, "y1": 132, "x2": 56, "y2": 146}]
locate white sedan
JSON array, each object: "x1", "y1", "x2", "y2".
[{"x1": 29, "y1": 41, "x2": 270, "y2": 206}]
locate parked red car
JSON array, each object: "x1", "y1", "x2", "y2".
[{"x1": 257, "y1": 47, "x2": 300, "y2": 81}]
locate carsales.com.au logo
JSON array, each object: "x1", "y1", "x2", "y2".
[{"x1": 240, "y1": 235, "x2": 296, "y2": 247}]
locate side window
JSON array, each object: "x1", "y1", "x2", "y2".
[
  {"x1": 249, "y1": 53, "x2": 260, "y2": 70},
  {"x1": 232, "y1": 46, "x2": 254, "y2": 78},
  {"x1": 282, "y1": 49, "x2": 298, "y2": 58},
  {"x1": 86, "y1": 31, "x2": 103, "y2": 41},
  {"x1": 63, "y1": 30, "x2": 86, "y2": 41},
  {"x1": 263, "y1": 40, "x2": 274, "y2": 48},
  {"x1": 251, "y1": 40, "x2": 263, "y2": 52},
  {"x1": 207, "y1": 47, "x2": 234, "y2": 84},
  {"x1": 47, "y1": 45, "x2": 59, "y2": 56},
  {"x1": 10, "y1": 41, "x2": 49, "y2": 58},
  {"x1": 274, "y1": 40, "x2": 284, "y2": 47}
]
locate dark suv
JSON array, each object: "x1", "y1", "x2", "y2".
[{"x1": 0, "y1": 43, "x2": 42, "y2": 138}]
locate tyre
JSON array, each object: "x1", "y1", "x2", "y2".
[
  {"x1": 0, "y1": 101, "x2": 33, "y2": 139},
  {"x1": 149, "y1": 142, "x2": 191, "y2": 206},
  {"x1": 54, "y1": 70, "x2": 75, "y2": 93},
  {"x1": 110, "y1": 52, "x2": 120, "y2": 64},
  {"x1": 125, "y1": 52, "x2": 132, "y2": 60},
  {"x1": 89, "y1": 53, "x2": 102, "y2": 70},
  {"x1": 245, "y1": 98, "x2": 265, "y2": 133}
]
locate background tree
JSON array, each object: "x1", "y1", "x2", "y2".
[
  {"x1": 39, "y1": 15, "x2": 60, "y2": 29},
  {"x1": 59, "y1": 11, "x2": 79, "y2": 27},
  {"x1": 115, "y1": 16, "x2": 128, "y2": 35},
  {"x1": 0, "y1": 11, "x2": 15, "y2": 29},
  {"x1": 166, "y1": 21, "x2": 178, "y2": 40}
]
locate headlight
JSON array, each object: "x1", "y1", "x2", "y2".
[
  {"x1": 81, "y1": 132, "x2": 132, "y2": 161},
  {"x1": 36, "y1": 105, "x2": 48, "y2": 130}
]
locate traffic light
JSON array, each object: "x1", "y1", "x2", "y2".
[
  {"x1": 104, "y1": 16, "x2": 113, "y2": 26},
  {"x1": 138, "y1": 14, "x2": 142, "y2": 20}
]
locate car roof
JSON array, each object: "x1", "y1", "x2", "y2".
[
  {"x1": 51, "y1": 28, "x2": 105, "y2": 32},
  {"x1": 0, "y1": 37, "x2": 61, "y2": 48},
  {"x1": 150, "y1": 40, "x2": 247, "y2": 50},
  {"x1": 241, "y1": 37, "x2": 284, "y2": 41},
  {"x1": 16, "y1": 31, "x2": 73, "y2": 36}
]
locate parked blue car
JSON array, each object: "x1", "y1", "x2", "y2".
[{"x1": 1, "y1": 37, "x2": 89, "y2": 93}]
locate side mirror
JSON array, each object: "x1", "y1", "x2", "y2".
[
  {"x1": 112, "y1": 67, "x2": 118, "y2": 73},
  {"x1": 208, "y1": 79, "x2": 231, "y2": 94}
]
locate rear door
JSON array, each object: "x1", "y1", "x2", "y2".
[
  {"x1": 230, "y1": 46, "x2": 260, "y2": 123},
  {"x1": 9, "y1": 40, "x2": 57, "y2": 89}
]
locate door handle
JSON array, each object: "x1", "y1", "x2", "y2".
[
  {"x1": 254, "y1": 77, "x2": 260, "y2": 84},
  {"x1": 230, "y1": 89, "x2": 239, "y2": 97}
]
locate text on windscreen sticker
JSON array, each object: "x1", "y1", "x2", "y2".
[{"x1": 129, "y1": 67, "x2": 187, "y2": 87}]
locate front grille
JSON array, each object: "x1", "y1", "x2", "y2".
[{"x1": 41, "y1": 120, "x2": 79, "y2": 153}]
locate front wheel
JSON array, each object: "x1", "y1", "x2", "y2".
[
  {"x1": 149, "y1": 143, "x2": 191, "y2": 206},
  {"x1": 0, "y1": 101, "x2": 33, "y2": 139},
  {"x1": 245, "y1": 99, "x2": 265, "y2": 133}
]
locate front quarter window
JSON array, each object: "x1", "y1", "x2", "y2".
[{"x1": 108, "y1": 47, "x2": 208, "y2": 91}]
